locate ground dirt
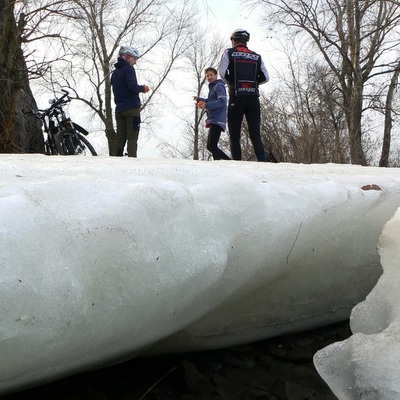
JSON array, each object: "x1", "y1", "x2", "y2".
[{"x1": 2, "y1": 321, "x2": 350, "y2": 400}]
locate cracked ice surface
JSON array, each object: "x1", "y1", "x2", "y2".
[{"x1": 2, "y1": 154, "x2": 400, "y2": 395}]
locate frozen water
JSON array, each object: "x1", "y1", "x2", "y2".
[
  {"x1": 314, "y1": 208, "x2": 400, "y2": 400},
  {"x1": 2, "y1": 154, "x2": 400, "y2": 395}
]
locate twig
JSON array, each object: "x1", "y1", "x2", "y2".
[{"x1": 137, "y1": 364, "x2": 179, "y2": 400}]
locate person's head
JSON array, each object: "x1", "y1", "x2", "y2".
[
  {"x1": 204, "y1": 67, "x2": 218, "y2": 83},
  {"x1": 230, "y1": 29, "x2": 250, "y2": 45},
  {"x1": 119, "y1": 45, "x2": 140, "y2": 65}
]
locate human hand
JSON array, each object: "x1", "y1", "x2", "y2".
[
  {"x1": 197, "y1": 101, "x2": 205, "y2": 109},
  {"x1": 143, "y1": 85, "x2": 150, "y2": 93}
]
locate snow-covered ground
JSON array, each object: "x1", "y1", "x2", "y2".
[{"x1": 2, "y1": 155, "x2": 400, "y2": 396}]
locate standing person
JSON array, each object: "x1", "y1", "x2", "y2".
[
  {"x1": 219, "y1": 29, "x2": 270, "y2": 161},
  {"x1": 195, "y1": 67, "x2": 230, "y2": 161},
  {"x1": 110, "y1": 45, "x2": 150, "y2": 157}
]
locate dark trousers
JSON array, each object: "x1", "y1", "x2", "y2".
[
  {"x1": 228, "y1": 96, "x2": 265, "y2": 161},
  {"x1": 113, "y1": 108, "x2": 141, "y2": 157},
  {"x1": 207, "y1": 124, "x2": 231, "y2": 160}
]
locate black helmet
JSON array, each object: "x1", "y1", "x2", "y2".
[{"x1": 230, "y1": 29, "x2": 250, "y2": 43}]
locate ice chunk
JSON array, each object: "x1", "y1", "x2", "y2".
[
  {"x1": 2, "y1": 155, "x2": 400, "y2": 395},
  {"x1": 314, "y1": 208, "x2": 400, "y2": 399}
]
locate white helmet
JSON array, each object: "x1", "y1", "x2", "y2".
[{"x1": 119, "y1": 45, "x2": 140, "y2": 59}]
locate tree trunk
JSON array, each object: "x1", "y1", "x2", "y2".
[
  {"x1": 0, "y1": 2, "x2": 43, "y2": 153},
  {"x1": 347, "y1": 89, "x2": 366, "y2": 166},
  {"x1": 379, "y1": 62, "x2": 400, "y2": 167},
  {"x1": 193, "y1": 105, "x2": 200, "y2": 160},
  {"x1": 104, "y1": 65, "x2": 117, "y2": 155}
]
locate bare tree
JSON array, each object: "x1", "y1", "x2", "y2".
[
  {"x1": 380, "y1": 57, "x2": 400, "y2": 166},
  {"x1": 179, "y1": 28, "x2": 227, "y2": 160},
  {"x1": 0, "y1": 0, "x2": 82, "y2": 153},
  {"x1": 0, "y1": 0, "x2": 26, "y2": 152},
  {"x1": 161, "y1": 119, "x2": 210, "y2": 160},
  {"x1": 40, "y1": 0, "x2": 196, "y2": 155},
  {"x1": 232, "y1": 39, "x2": 349, "y2": 164},
  {"x1": 252, "y1": 0, "x2": 400, "y2": 165},
  {"x1": 0, "y1": 1, "x2": 44, "y2": 153}
]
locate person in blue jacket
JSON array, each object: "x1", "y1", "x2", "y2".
[
  {"x1": 195, "y1": 67, "x2": 230, "y2": 160},
  {"x1": 110, "y1": 45, "x2": 150, "y2": 157}
]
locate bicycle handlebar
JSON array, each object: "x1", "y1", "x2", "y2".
[
  {"x1": 23, "y1": 90, "x2": 71, "y2": 118},
  {"x1": 49, "y1": 90, "x2": 71, "y2": 107}
]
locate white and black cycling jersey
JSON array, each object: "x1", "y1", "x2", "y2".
[{"x1": 219, "y1": 44, "x2": 269, "y2": 97}]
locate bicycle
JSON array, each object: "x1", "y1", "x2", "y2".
[{"x1": 24, "y1": 89, "x2": 97, "y2": 156}]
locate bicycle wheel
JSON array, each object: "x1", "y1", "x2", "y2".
[
  {"x1": 47, "y1": 136, "x2": 59, "y2": 155},
  {"x1": 44, "y1": 140, "x2": 52, "y2": 155},
  {"x1": 55, "y1": 129, "x2": 97, "y2": 156},
  {"x1": 72, "y1": 122, "x2": 89, "y2": 136}
]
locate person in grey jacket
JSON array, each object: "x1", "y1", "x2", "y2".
[
  {"x1": 110, "y1": 45, "x2": 150, "y2": 157},
  {"x1": 219, "y1": 29, "x2": 269, "y2": 161},
  {"x1": 195, "y1": 67, "x2": 230, "y2": 160}
]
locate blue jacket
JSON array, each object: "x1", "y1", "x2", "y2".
[
  {"x1": 111, "y1": 57, "x2": 145, "y2": 113},
  {"x1": 198, "y1": 79, "x2": 227, "y2": 131}
]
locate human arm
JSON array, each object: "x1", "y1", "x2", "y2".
[
  {"x1": 257, "y1": 58, "x2": 270, "y2": 85},
  {"x1": 218, "y1": 49, "x2": 230, "y2": 84},
  {"x1": 125, "y1": 67, "x2": 149, "y2": 94},
  {"x1": 195, "y1": 96, "x2": 207, "y2": 109},
  {"x1": 204, "y1": 83, "x2": 227, "y2": 111}
]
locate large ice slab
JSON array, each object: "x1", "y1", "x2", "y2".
[
  {"x1": 314, "y1": 208, "x2": 400, "y2": 399},
  {"x1": 2, "y1": 155, "x2": 400, "y2": 395}
]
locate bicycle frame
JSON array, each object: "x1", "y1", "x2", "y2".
[{"x1": 23, "y1": 90, "x2": 94, "y2": 156}]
